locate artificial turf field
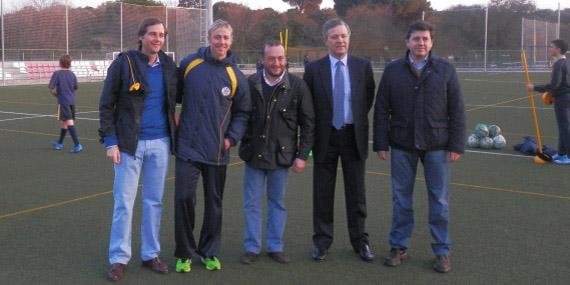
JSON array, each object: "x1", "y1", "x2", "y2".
[{"x1": 1, "y1": 72, "x2": 569, "y2": 284}]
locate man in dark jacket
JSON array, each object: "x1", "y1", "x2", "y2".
[
  {"x1": 303, "y1": 18, "x2": 376, "y2": 263},
  {"x1": 238, "y1": 40, "x2": 314, "y2": 265},
  {"x1": 373, "y1": 21, "x2": 465, "y2": 273},
  {"x1": 174, "y1": 19, "x2": 251, "y2": 272},
  {"x1": 527, "y1": 39, "x2": 570, "y2": 164},
  {"x1": 99, "y1": 18, "x2": 177, "y2": 281}
]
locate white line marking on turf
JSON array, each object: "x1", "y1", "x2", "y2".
[
  {"x1": 0, "y1": 115, "x2": 52, "y2": 122},
  {"x1": 73, "y1": 117, "x2": 99, "y2": 121},
  {"x1": 464, "y1": 150, "x2": 529, "y2": 158},
  {"x1": 0, "y1": 110, "x2": 98, "y2": 115},
  {"x1": 465, "y1": 104, "x2": 553, "y2": 110},
  {"x1": 0, "y1": 111, "x2": 52, "y2": 116},
  {"x1": 462, "y1": 78, "x2": 524, "y2": 84},
  {"x1": 0, "y1": 110, "x2": 99, "y2": 122},
  {"x1": 367, "y1": 141, "x2": 530, "y2": 158}
]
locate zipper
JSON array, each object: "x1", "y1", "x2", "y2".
[
  {"x1": 217, "y1": 100, "x2": 233, "y2": 165},
  {"x1": 263, "y1": 82, "x2": 284, "y2": 140}
]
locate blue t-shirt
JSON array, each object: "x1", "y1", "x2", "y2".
[
  {"x1": 48, "y1": 69, "x2": 77, "y2": 105},
  {"x1": 139, "y1": 64, "x2": 169, "y2": 140}
]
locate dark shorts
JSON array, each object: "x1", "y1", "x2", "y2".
[{"x1": 57, "y1": 104, "x2": 75, "y2": 121}]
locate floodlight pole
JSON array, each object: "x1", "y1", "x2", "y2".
[
  {"x1": 484, "y1": 5, "x2": 488, "y2": 72},
  {"x1": 65, "y1": 0, "x2": 69, "y2": 54},
  {"x1": 165, "y1": 5, "x2": 169, "y2": 52},
  {"x1": 557, "y1": 2, "x2": 561, "y2": 39},
  {"x1": 120, "y1": 2, "x2": 123, "y2": 52},
  {"x1": 521, "y1": 18, "x2": 524, "y2": 52},
  {"x1": 422, "y1": 11, "x2": 425, "y2": 21},
  {"x1": 533, "y1": 19, "x2": 536, "y2": 65},
  {"x1": 544, "y1": 21, "x2": 548, "y2": 65},
  {"x1": 1, "y1": 0, "x2": 5, "y2": 85},
  {"x1": 206, "y1": 0, "x2": 214, "y2": 27}
]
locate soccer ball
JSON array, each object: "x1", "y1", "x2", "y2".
[
  {"x1": 493, "y1": 135, "x2": 507, "y2": 149},
  {"x1": 488, "y1": 125, "x2": 502, "y2": 138},
  {"x1": 479, "y1": 137, "x2": 494, "y2": 149},
  {"x1": 474, "y1": 123, "x2": 489, "y2": 138},
  {"x1": 466, "y1": 134, "x2": 480, "y2": 148}
]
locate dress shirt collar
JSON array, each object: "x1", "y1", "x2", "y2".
[
  {"x1": 329, "y1": 54, "x2": 348, "y2": 67},
  {"x1": 408, "y1": 52, "x2": 428, "y2": 69},
  {"x1": 263, "y1": 69, "x2": 286, "y2": 87}
]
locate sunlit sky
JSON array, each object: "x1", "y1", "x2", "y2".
[{"x1": 3, "y1": 0, "x2": 569, "y2": 12}]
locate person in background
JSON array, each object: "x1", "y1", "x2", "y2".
[
  {"x1": 527, "y1": 39, "x2": 570, "y2": 165},
  {"x1": 49, "y1": 54, "x2": 82, "y2": 153}
]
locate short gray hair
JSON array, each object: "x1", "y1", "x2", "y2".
[
  {"x1": 208, "y1": 19, "x2": 233, "y2": 38},
  {"x1": 322, "y1": 18, "x2": 351, "y2": 40}
]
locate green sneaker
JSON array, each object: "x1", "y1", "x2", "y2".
[
  {"x1": 175, "y1": 258, "x2": 191, "y2": 273},
  {"x1": 201, "y1": 256, "x2": 221, "y2": 270}
]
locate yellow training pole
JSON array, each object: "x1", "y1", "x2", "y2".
[
  {"x1": 284, "y1": 28, "x2": 289, "y2": 55},
  {"x1": 279, "y1": 32, "x2": 283, "y2": 45},
  {"x1": 521, "y1": 50, "x2": 548, "y2": 161}
]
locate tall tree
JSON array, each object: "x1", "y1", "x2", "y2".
[
  {"x1": 117, "y1": 0, "x2": 164, "y2": 6},
  {"x1": 489, "y1": 0, "x2": 535, "y2": 13},
  {"x1": 178, "y1": 0, "x2": 204, "y2": 8},
  {"x1": 26, "y1": 0, "x2": 55, "y2": 10},
  {"x1": 390, "y1": 0, "x2": 431, "y2": 22},
  {"x1": 282, "y1": 0, "x2": 323, "y2": 13},
  {"x1": 334, "y1": 0, "x2": 388, "y2": 17}
]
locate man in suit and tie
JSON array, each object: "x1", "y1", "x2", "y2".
[{"x1": 303, "y1": 18, "x2": 376, "y2": 262}]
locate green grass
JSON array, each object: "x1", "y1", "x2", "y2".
[{"x1": 0, "y1": 72, "x2": 568, "y2": 284}]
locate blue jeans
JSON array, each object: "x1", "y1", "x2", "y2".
[
  {"x1": 108, "y1": 137, "x2": 170, "y2": 264},
  {"x1": 243, "y1": 165, "x2": 289, "y2": 253},
  {"x1": 389, "y1": 148, "x2": 451, "y2": 256}
]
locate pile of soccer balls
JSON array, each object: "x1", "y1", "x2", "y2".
[{"x1": 466, "y1": 123, "x2": 507, "y2": 149}]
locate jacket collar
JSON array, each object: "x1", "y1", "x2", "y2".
[
  {"x1": 263, "y1": 69, "x2": 286, "y2": 87},
  {"x1": 198, "y1": 46, "x2": 236, "y2": 66},
  {"x1": 128, "y1": 50, "x2": 167, "y2": 65},
  {"x1": 251, "y1": 70, "x2": 290, "y2": 96},
  {"x1": 403, "y1": 50, "x2": 439, "y2": 73}
]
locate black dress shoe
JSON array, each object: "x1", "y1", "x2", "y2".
[
  {"x1": 358, "y1": 244, "x2": 375, "y2": 262},
  {"x1": 312, "y1": 246, "x2": 327, "y2": 261}
]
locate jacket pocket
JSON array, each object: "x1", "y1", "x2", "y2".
[
  {"x1": 427, "y1": 120, "x2": 449, "y2": 147},
  {"x1": 276, "y1": 144, "x2": 295, "y2": 167},
  {"x1": 239, "y1": 140, "x2": 254, "y2": 162},
  {"x1": 280, "y1": 109, "x2": 298, "y2": 131},
  {"x1": 389, "y1": 121, "x2": 408, "y2": 145}
]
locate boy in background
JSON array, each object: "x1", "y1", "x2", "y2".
[{"x1": 48, "y1": 54, "x2": 82, "y2": 153}]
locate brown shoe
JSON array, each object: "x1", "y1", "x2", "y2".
[
  {"x1": 433, "y1": 255, "x2": 451, "y2": 273},
  {"x1": 268, "y1": 252, "x2": 290, "y2": 264},
  {"x1": 383, "y1": 248, "x2": 408, "y2": 267},
  {"x1": 107, "y1": 263, "x2": 126, "y2": 282},
  {"x1": 142, "y1": 257, "x2": 169, "y2": 274},
  {"x1": 239, "y1": 251, "x2": 259, "y2": 265}
]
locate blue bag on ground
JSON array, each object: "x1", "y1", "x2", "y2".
[{"x1": 513, "y1": 136, "x2": 556, "y2": 156}]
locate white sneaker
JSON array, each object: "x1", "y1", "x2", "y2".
[{"x1": 553, "y1": 155, "x2": 570, "y2": 165}]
